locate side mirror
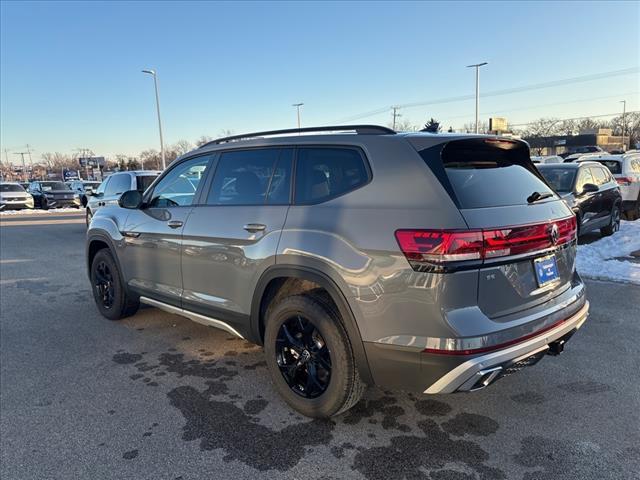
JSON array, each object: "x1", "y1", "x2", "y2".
[
  {"x1": 118, "y1": 190, "x2": 143, "y2": 209},
  {"x1": 580, "y1": 183, "x2": 599, "y2": 195}
]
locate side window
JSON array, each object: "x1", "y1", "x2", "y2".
[
  {"x1": 148, "y1": 156, "x2": 210, "y2": 208},
  {"x1": 206, "y1": 149, "x2": 280, "y2": 205},
  {"x1": 294, "y1": 147, "x2": 369, "y2": 204},
  {"x1": 575, "y1": 168, "x2": 594, "y2": 192},
  {"x1": 590, "y1": 167, "x2": 607, "y2": 186},
  {"x1": 630, "y1": 159, "x2": 640, "y2": 173},
  {"x1": 266, "y1": 148, "x2": 293, "y2": 204},
  {"x1": 104, "y1": 174, "x2": 130, "y2": 196}
]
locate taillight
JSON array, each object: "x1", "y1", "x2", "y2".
[
  {"x1": 616, "y1": 177, "x2": 633, "y2": 186},
  {"x1": 395, "y1": 216, "x2": 576, "y2": 271}
]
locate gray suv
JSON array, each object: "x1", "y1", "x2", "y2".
[{"x1": 86, "y1": 126, "x2": 589, "y2": 418}]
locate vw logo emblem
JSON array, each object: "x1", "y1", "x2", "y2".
[{"x1": 550, "y1": 224, "x2": 560, "y2": 245}]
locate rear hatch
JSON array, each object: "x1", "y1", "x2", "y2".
[{"x1": 414, "y1": 137, "x2": 577, "y2": 319}]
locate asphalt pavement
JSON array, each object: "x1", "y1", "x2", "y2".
[{"x1": 1, "y1": 213, "x2": 639, "y2": 480}]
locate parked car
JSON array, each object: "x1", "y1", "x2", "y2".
[
  {"x1": 537, "y1": 162, "x2": 622, "y2": 236},
  {"x1": 0, "y1": 182, "x2": 34, "y2": 210},
  {"x1": 85, "y1": 171, "x2": 160, "y2": 226},
  {"x1": 87, "y1": 125, "x2": 589, "y2": 418},
  {"x1": 531, "y1": 155, "x2": 563, "y2": 164},
  {"x1": 69, "y1": 180, "x2": 101, "y2": 207},
  {"x1": 559, "y1": 145, "x2": 604, "y2": 161},
  {"x1": 576, "y1": 153, "x2": 640, "y2": 219},
  {"x1": 27, "y1": 181, "x2": 81, "y2": 209}
]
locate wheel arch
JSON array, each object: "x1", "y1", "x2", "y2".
[{"x1": 251, "y1": 264, "x2": 373, "y2": 385}]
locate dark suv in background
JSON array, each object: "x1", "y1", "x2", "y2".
[
  {"x1": 87, "y1": 126, "x2": 589, "y2": 418},
  {"x1": 537, "y1": 161, "x2": 621, "y2": 237}
]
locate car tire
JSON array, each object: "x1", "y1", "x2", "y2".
[
  {"x1": 601, "y1": 204, "x2": 620, "y2": 236},
  {"x1": 264, "y1": 294, "x2": 365, "y2": 419},
  {"x1": 90, "y1": 248, "x2": 139, "y2": 320},
  {"x1": 41, "y1": 198, "x2": 48, "y2": 210},
  {"x1": 86, "y1": 209, "x2": 93, "y2": 228}
]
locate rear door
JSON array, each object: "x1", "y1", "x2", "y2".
[
  {"x1": 589, "y1": 166, "x2": 614, "y2": 221},
  {"x1": 417, "y1": 138, "x2": 576, "y2": 319},
  {"x1": 180, "y1": 148, "x2": 293, "y2": 330}
]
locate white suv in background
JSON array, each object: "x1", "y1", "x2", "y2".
[{"x1": 576, "y1": 153, "x2": 640, "y2": 219}]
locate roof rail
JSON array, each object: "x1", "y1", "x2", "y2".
[{"x1": 199, "y1": 125, "x2": 396, "y2": 148}]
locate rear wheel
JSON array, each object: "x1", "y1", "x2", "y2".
[
  {"x1": 264, "y1": 294, "x2": 365, "y2": 418},
  {"x1": 90, "y1": 249, "x2": 139, "y2": 320},
  {"x1": 601, "y1": 204, "x2": 620, "y2": 236}
]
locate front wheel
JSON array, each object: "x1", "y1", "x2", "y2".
[
  {"x1": 41, "y1": 198, "x2": 49, "y2": 210},
  {"x1": 90, "y1": 249, "x2": 139, "y2": 320},
  {"x1": 601, "y1": 205, "x2": 620, "y2": 236},
  {"x1": 264, "y1": 294, "x2": 365, "y2": 418}
]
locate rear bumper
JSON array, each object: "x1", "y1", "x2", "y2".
[
  {"x1": 363, "y1": 299, "x2": 589, "y2": 393},
  {"x1": 423, "y1": 300, "x2": 589, "y2": 393}
]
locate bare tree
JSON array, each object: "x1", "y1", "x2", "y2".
[
  {"x1": 462, "y1": 120, "x2": 489, "y2": 134},
  {"x1": 387, "y1": 120, "x2": 418, "y2": 132},
  {"x1": 173, "y1": 140, "x2": 193, "y2": 156}
]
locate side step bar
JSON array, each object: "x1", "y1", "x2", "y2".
[{"x1": 139, "y1": 296, "x2": 244, "y2": 339}]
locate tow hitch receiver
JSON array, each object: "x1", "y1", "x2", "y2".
[{"x1": 547, "y1": 329, "x2": 576, "y2": 356}]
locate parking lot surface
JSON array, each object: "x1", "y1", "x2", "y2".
[{"x1": 1, "y1": 214, "x2": 639, "y2": 480}]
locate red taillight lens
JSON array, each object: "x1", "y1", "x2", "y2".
[
  {"x1": 395, "y1": 216, "x2": 576, "y2": 271},
  {"x1": 616, "y1": 177, "x2": 633, "y2": 185},
  {"x1": 394, "y1": 230, "x2": 483, "y2": 264}
]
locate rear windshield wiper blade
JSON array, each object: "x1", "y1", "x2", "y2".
[{"x1": 527, "y1": 191, "x2": 554, "y2": 204}]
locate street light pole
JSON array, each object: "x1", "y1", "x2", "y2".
[
  {"x1": 292, "y1": 103, "x2": 304, "y2": 129},
  {"x1": 466, "y1": 62, "x2": 488, "y2": 134},
  {"x1": 620, "y1": 100, "x2": 626, "y2": 151},
  {"x1": 142, "y1": 69, "x2": 166, "y2": 170}
]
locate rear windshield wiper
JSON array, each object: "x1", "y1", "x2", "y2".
[{"x1": 527, "y1": 191, "x2": 554, "y2": 204}]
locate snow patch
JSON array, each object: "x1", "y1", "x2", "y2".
[
  {"x1": 0, "y1": 207, "x2": 82, "y2": 215},
  {"x1": 576, "y1": 220, "x2": 640, "y2": 285}
]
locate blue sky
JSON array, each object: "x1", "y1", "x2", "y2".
[{"x1": 1, "y1": 1, "x2": 639, "y2": 158}]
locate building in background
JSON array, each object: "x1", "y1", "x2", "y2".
[{"x1": 525, "y1": 128, "x2": 628, "y2": 156}]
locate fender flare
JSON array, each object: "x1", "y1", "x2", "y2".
[{"x1": 251, "y1": 264, "x2": 373, "y2": 385}]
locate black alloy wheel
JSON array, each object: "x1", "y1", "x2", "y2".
[
  {"x1": 94, "y1": 260, "x2": 115, "y2": 309},
  {"x1": 275, "y1": 315, "x2": 331, "y2": 398}
]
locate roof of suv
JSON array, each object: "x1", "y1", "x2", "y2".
[{"x1": 193, "y1": 125, "x2": 526, "y2": 156}]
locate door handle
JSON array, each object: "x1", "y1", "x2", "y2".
[
  {"x1": 243, "y1": 223, "x2": 266, "y2": 233},
  {"x1": 167, "y1": 220, "x2": 183, "y2": 229}
]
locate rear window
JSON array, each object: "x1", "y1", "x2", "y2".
[
  {"x1": 538, "y1": 168, "x2": 576, "y2": 193},
  {"x1": 423, "y1": 139, "x2": 556, "y2": 209},
  {"x1": 136, "y1": 175, "x2": 158, "y2": 192},
  {"x1": 593, "y1": 160, "x2": 622, "y2": 175}
]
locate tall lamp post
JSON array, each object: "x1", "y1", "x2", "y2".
[
  {"x1": 466, "y1": 62, "x2": 488, "y2": 134},
  {"x1": 620, "y1": 100, "x2": 627, "y2": 151},
  {"x1": 142, "y1": 69, "x2": 166, "y2": 170},
  {"x1": 292, "y1": 103, "x2": 304, "y2": 129}
]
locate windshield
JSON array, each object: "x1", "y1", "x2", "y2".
[
  {"x1": 1, "y1": 184, "x2": 25, "y2": 192},
  {"x1": 538, "y1": 168, "x2": 577, "y2": 193},
  {"x1": 40, "y1": 182, "x2": 70, "y2": 191}
]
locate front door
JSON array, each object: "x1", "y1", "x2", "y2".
[
  {"x1": 180, "y1": 147, "x2": 293, "y2": 331},
  {"x1": 119, "y1": 155, "x2": 213, "y2": 306}
]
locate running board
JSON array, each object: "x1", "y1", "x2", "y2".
[{"x1": 139, "y1": 296, "x2": 244, "y2": 339}]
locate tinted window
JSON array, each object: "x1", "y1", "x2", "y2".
[
  {"x1": 294, "y1": 147, "x2": 368, "y2": 204},
  {"x1": 148, "y1": 156, "x2": 210, "y2": 207},
  {"x1": 136, "y1": 175, "x2": 158, "y2": 193},
  {"x1": 538, "y1": 168, "x2": 576, "y2": 193},
  {"x1": 207, "y1": 149, "x2": 280, "y2": 205},
  {"x1": 433, "y1": 140, "x2": 555, "y2": 208},
  {"x1": 590, "y1": 167, "x2": 608, "y2": 186},
  {"x1": 575, "y1": 168, "x2": 595, "y2": 192},
  {"x1": 593, "y1": 160, "x2": 622, "y2": 175},
  {"x1": 95, "y1": 179, "x2": 109, "y2": 195},
  {"x1": 104, "y1": 174, "x2": 130, "y2": 196},
  {"x1": 0, "y1": 184, "x2": 24, "y2": 192},
  {"x1": 267, "y1": 148, "x2": 293, "y2": 204}
]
